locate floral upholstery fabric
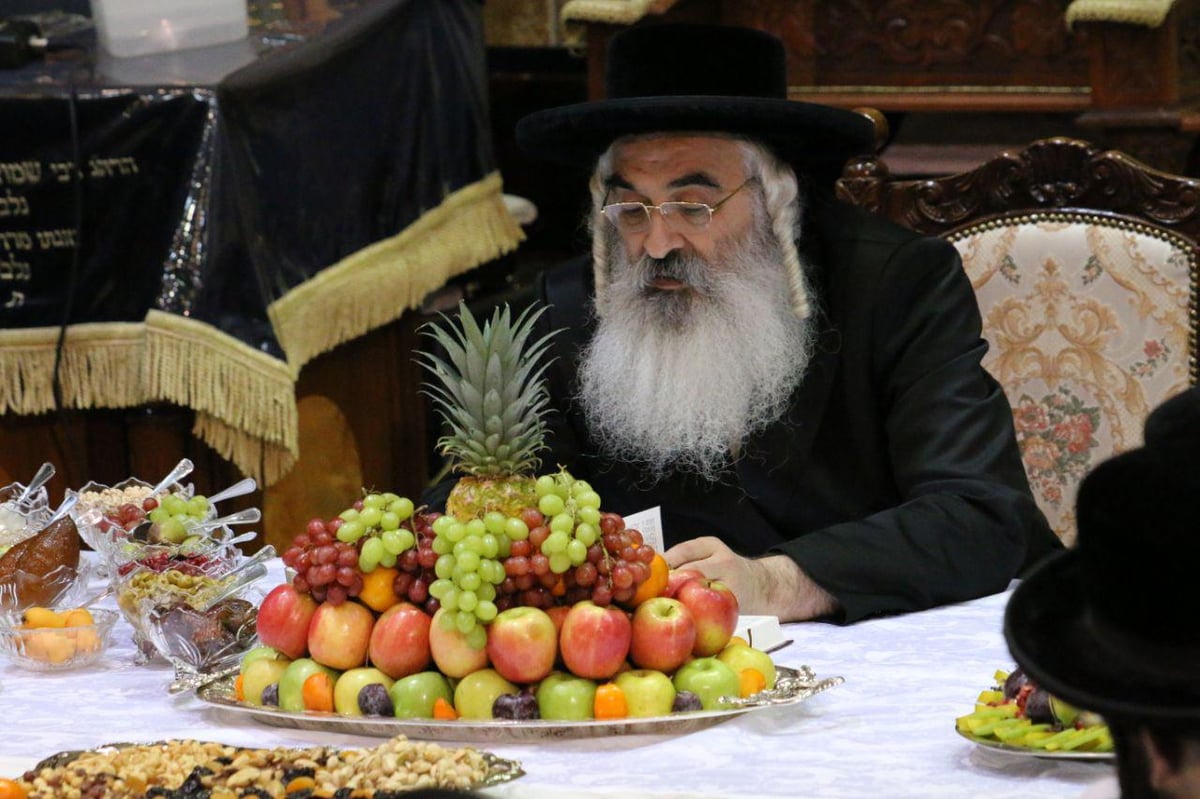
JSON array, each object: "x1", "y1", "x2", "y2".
[{"x1": 950, "y1": 213, "x2": 1195, "y2": 545}]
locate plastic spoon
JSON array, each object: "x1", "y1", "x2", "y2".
[
  {"x1": 15, "y1": 462, "x2": 55, "y2": 507},
  {"x1": 43, "y1": 494, "x2": 78, "y2": 527}
]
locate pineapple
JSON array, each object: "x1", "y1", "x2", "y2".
[{"x1": 418, "y1": 301, "x2": 556, "y2": 521}]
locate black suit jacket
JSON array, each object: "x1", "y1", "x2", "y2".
[{"x1": 523, "y1": 198, "x2": 1061, "y2": 623}]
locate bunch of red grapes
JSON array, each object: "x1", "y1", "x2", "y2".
[
  {"x1": 282, "y1": 509, "x2": 441, "y2": 611},
  {"x1": 493, "y1": 509, "x2": 653, "y2": 611},
  {"x1": 283, "y1": 504, "x2": 653, "y2": 612}
]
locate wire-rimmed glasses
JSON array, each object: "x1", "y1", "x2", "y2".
[{"x1": 601, "y1": 179, "x2": 752, "y2": 234}]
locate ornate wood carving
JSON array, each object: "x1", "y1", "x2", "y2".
[
  {"x1": 815, "y1": 0, "x2": 1082, "y2": 76},
  {"x1": 836, "y1": 137, "x2": 1200, "y2": 239}
]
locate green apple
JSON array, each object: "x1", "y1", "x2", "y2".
[
  {"x1": 241, "y1": 657, "x2": 290, "y2": 706},
  {"x1": 333, "y1": 667, "x2": 394, "y2": 716},
  {"x1": 390, "y1": 670, "x2": 455, "y2": 719},
  {"x1": 614, "y1": 669, "x2": 676, "y2": 718},
  {"x1": 278, "y1": 657, "x2": 340, "y2": 713},
  {"x1": 240, "y1": 645, "x2": 288, "y2": 673},
  {"x1": 716, "y1": 643, "x2": 777, "y2": 690},
  {"x1": 453, "y1": 668, "x2": 519, "y2": 720},
  {"x1": 535, "y1": 671, "x2": 597, "y2": 721},
  {"x1": 672, "y1": 656, "x2": 740, "y2": 710}
]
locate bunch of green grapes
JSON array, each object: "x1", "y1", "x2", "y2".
[
  {"x1": 529, "y1": 470, "x2": 602, "y2": 574},
  {"x1": 426, "y1": 515, "x2": 511, "y2": 649},
  {"x1": 332, "y1": 491, "x2": 417, "y2": 573}
]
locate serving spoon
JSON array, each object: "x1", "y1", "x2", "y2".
[
  {"x1": 14, "y1": 462, "x2": 55, "y2": 507},
  {"x1": 129, "y1": 506, "x2": 262, "y2": 544}
]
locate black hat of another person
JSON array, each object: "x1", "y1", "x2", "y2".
[
  {"x1": 1004, "y1": 387, "x2": 1200, "y2": 723},
  {"x1": 514, "y1": 24, "x2": 877, "y2": 181}
]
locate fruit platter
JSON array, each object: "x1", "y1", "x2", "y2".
[
  {"x1": 192, "y1": 303, "x2": 842, "y2": 742},
  {"x1": 956, "y1": 667, "x2": 1114, "y2": 760}
]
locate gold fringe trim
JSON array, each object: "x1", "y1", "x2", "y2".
[
  {"x1": 143, "y1": 310, "x2": 299, "y2": 485},
  {"x1": 268, "y1": 172, "x2": 525, "y2": 371},
  {"x1": 1065, "y1": 0, "x2": 1177, "y2": 28},
  {"x1": 0, "y1": 323, "x2": 144, "y2": 414}
]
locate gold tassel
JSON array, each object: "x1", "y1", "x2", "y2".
[
  {"x1": 268, "y1": 172, "x2": 525, "y2": 371},
  {"x1": 143, "y1": 310, "x2": 298, "y2": 484}
]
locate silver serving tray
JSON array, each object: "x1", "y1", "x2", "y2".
[{"x1": 197, "y1": 665, "x2": 843, "y2": 743}]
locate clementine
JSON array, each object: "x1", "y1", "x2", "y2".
[{"x1": 628, "y1": 552, "x2": 670, "y2": 607}]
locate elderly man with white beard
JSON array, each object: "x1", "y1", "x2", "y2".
[{"x1": 488, "y1": 24, "x2": 1061, "y2": 624}]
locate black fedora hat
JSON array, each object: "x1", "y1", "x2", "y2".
[
  {"x1": 514, "y1": 24, "x2": 877, "y2": 180},
  {"x1": 1004, "y1": 387, "x2": 1200, "y2": 723}
]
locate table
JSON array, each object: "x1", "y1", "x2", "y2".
[{"x1": 0, "y1": 557, "x2": 1114, "y2": 798}]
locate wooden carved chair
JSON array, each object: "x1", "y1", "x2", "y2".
[{"x1": 837, "y1": 137, "x2": 1199, "y2": 545}]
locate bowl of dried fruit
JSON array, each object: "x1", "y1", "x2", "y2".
[
  {"x1": 0, "y1": 606, "x2": 118, "y2": 671},
  {"x1": 114, "y1": 545, "x2": 272, "y2": 667}
]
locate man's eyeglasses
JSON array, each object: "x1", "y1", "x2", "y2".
[{"x1": 600, "y1": 179, "x2": 752, "y2": 234}]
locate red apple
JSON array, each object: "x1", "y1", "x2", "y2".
[
  {"x1": 428, "y1": 607, "x2": 489, "y2": 678},
  {"x1": 558, "y1": 600, "x2": 632, "y2": 680},
  {"x1": 664, "y1": 568, "x2": 705, "y2": 599},
  {"x1": 675, "y1": 578, "x2": 740, "y2": 656},
  {"x1": 307, "y1": 599, "x2": 375, "y2": 671},
  {"x1": 629, "y1": 596, "x2": 696, "y2": 672},
  {"x1": 367, "y1": 602, "x2": 432, "y2": 679},
  {"x1": 486, "y1": 606, "x2": 558, "y2": 684},
  {"x1": 256, "y1": 583, "x2": 318, "y2": 659}
]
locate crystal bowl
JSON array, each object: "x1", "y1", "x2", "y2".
[{"x1": 0, "y1": 607, "x2": 118, "y2": 671}]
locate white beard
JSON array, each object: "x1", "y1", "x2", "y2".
[{"x1": 577, "y1": 223, "x2": 816, "y2": 483}]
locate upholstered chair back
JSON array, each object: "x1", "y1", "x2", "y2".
[{"x1": 837, "y1": 138, "x2": 1199, "y2": 545}]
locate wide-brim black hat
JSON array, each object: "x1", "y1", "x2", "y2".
[
  {"x1": 1004, "y1": 387, "x2": 1200, "y2": 723},
  {"x1": 515, "y1": 24, "x2": 877, "y2": 181}
]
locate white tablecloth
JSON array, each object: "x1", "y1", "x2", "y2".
[{"x1": 0, "y1": 557, "x2": 1114, "y2": 798}]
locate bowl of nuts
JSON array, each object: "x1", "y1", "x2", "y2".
[{"x1": 0, "y1": 606, "x2": 119, "y2": 671}]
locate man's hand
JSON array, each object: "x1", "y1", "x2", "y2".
[{"x1": 664, "y1": 536, "x2": 839, "y2": 622}]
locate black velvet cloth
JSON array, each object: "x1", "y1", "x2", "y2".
[{"x1": 0, "y1": 0, "x2": 492, "y2": 358}]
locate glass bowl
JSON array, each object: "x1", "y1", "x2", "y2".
[
  {"x1": 68, "y1": 478, "x2": 206, "y2": 574},
  {"x1": 0, "y1": 607, "x2": 118, "y2": 671},
  {"x1": 113, "y1": 545, "x2": 271, "y2": 665},
  {"x1": 0, "y1": 479, "x2": 52, "y2": 554},
  {"x1": 0, "y1": 561, "x2": 95, "y2": 612},
  {"x1": 138, "y1": 583, "x2": 265, "y2": 692}
]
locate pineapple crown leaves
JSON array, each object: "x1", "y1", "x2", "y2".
[{"x1": 417, "y1": 301, "x2": 558, "y2": 477}]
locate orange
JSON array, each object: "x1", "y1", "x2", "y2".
[
  {"x1": 738, "y1": 667, "x2": 767, "y2": 698},
  {"x1": 627, "y1": 552, "x2": 670, "y2": 607},
  {"x1": 593, "y1": 683, "x2": 628, "y2": 720},
  {"x1": 302, "y1": 672, "x2": 335, "y2": 712},
  {"x1": 234, "y1": 673, "x2": 246, "y2": 702},
  {"x1": 0, "y1": 779, "x2": 27, "y2": 799},
  {"x1": 357, "y1": 566, "x2": 402, "y2": 612}
]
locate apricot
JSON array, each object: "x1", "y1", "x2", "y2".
[
  {"x1": 62, "y1": 608, "x2": 94, "y2": 627},
  {"x1": 22, "y1": 607, "x2": 65, "y2": 629}
]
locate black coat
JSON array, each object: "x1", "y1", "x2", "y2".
[{"x1": 520, "y1": 198, "x2": 1061, "y2": 623}]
